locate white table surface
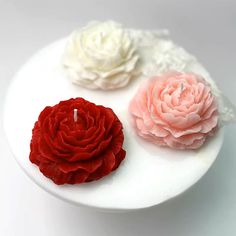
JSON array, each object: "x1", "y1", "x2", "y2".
[{"x1": 0, "y1": 0, "x2": 236, "y2": 235}]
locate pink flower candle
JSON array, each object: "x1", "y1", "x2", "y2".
[{"x1": 129, "y1": 72, "x2": 219, "y2": 150}]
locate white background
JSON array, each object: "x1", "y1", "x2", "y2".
[{"x1": 0, "y1": 0, "x2": 236, "y2": 235}]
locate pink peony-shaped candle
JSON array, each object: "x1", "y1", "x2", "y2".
[{"x1": 129, "y1": 72, "x2": 219, "y2": 150}]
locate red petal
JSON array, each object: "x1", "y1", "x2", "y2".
[
  {"x1": 58, "y1": 157, "x2": 103, "y2": 173},
  {"x1": 113, "y1": 149, "x2": 126, "y2": 170},
  {"x1": 39, "y1": 162, "x2": 73, "y2": 185}
]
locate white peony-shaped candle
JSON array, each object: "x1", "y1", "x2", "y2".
[{"x1": 63, "y1": 21, "x2": 139, "y2": 90}]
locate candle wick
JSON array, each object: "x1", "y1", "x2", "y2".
[
  {"x1": 73, "y1": 109, "x2": 78, "y2": 122},
  {"x1": 180, "y1": 83, "x2": 184, "y2": 92}
]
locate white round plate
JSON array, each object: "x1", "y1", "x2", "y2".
[{"x1": 3, "y1": 38, "x2": 224, "y2": 212}]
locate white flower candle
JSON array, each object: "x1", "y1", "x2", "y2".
[{"x1": 63, "y1": 21, "x2": 139, "y2": 90}]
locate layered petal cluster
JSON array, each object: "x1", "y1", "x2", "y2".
[
  {"x1": 30, "y1": 98, "x2": 125, "y2": 185},
  {"x1": 63, "y1": 21, "x2": 139, "y2": 90},
  {"x1": 129, "y1": 72, "x2": 219, "y2": 150}
]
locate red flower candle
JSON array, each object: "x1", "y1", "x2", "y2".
[{"x1": 29, "y1": 98, "x2": 126, "y2": 185}]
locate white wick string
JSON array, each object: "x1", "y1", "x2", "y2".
[{"x1": 73, "y1": 109, "x2": 78, "y2": 122}]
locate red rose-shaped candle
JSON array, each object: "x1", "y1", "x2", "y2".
[
  {"x1": 30, "y1": 98, "x2": 126, "y2": 185},
  {"x1": 129, "y1": 72, "x2": 219, "y2": 150}
]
